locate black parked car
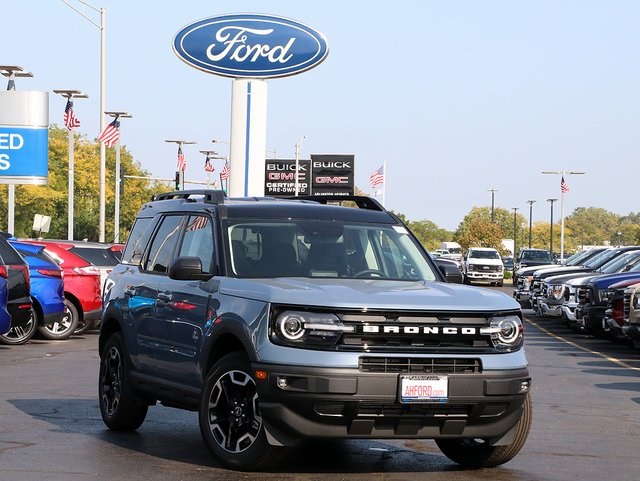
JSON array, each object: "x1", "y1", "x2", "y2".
[{"x1": 0, "y1": 233, "x2": 33, "y2": 345}]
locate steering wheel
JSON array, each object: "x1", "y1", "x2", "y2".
[{"x1": 354, "y1": 269, "x2": 386, "y2": 278}]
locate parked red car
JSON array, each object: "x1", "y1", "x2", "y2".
[{"x1": 21, "y1": 240, "x2": 103, "y2": 335}]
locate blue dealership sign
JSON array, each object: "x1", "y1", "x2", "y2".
[
  {"x1": 173, "y1": 14, "x2": 329, "y2": 79},
  {"x1": 0, "y1": 91, "x2": 49, "y2": 185},
  {"x1": 0, "y1": 127, "x2": 48, "y2": 180}
]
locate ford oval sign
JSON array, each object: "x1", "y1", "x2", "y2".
[{"x1": 173, "y1": 14, "x2": 329, "y2": 79}]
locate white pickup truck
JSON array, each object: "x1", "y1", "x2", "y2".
[{"x1": 464, "y1": 247, "x2": 505, "y2": 287}]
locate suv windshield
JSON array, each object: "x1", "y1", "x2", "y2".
[{"x1": 226, "y1": 219, "x2": 436, "y2": 280}]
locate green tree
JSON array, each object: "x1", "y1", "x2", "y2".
[
  {"x1": 0, "y1": 126, "x2": 169, "y2": 241},
  {"x1": 456, "y1": 218, "x2": 506, "y2": 253}
]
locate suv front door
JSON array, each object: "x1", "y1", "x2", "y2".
[{"x1": 154, "y1": 214, "x2": 216, "y2": 388}]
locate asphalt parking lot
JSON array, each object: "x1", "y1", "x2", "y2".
[{"x1": 1, "y1": 287, "x2": 639, "y2": 481}]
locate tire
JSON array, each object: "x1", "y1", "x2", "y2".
[
  {"x1": 435, "y1": 392, "x2": 532, "y2": 468},
  {"x1": 37, "y1": 301, "x2": 78, "y2": 340},
  {"x1": 463, "y1": 275, "x2": 470, "y2": 285},
  {"x1": 199, "y1": 352, "x2": 283, "y2": 470},
  {"x1": 67, "y1": 301, "x2": 91, "y2": 335},
  {"x1": 99, "y1": 332, "x2": 148, "y2": 431},
  {"x1": 497, "y1": 281, "x2": 504, "y2": 287},
  {"x1": 0, "y1": 308, "x2": 37, "y2": 345}
]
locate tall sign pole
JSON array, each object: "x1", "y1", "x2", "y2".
[{"x1": 173, "y1": 14, "x2": 328, "y2": 198}]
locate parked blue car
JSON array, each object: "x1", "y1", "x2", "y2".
[
  {"x1": 8, "y1": 240, "x2": 67, "y2": 341},
  {"x1": 0, "y1": 270, "x2": 10, "y2": 335}
]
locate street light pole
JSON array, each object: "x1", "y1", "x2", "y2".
[
  {"x1": 61, "y1": 1, "x2": 107, "y2": 242},
  {"x1": 106, "y1": 111, "x2": 131, "y2": 243},
  {"x1": 547, "y1": 198, "x2": 558, "y2": 257},
  {"x1": 488, "y1": 188, "x2": 498, "y2": 222},
  {"x1": 165, "y1": 140, "x2": 197, "y2": 190},
  {"x1": 526, "y1": 200, "x2": 536, "y2": 248},
  {"x1": 294, "y1": 135, "x2": 307, "y2": 196},
  {"x1": 542, "y1": 170, "x2": 585, "y2": 261},
  {"x1": 53, "y1": 90, "x2": 88, "y2": 240}
]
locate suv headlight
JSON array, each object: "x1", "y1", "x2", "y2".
[
  {"x1": 481, "y1": 315, "x2": 524, "y2": 352},
  {"x1": 272, "y1": 310, "x2": 354, "y2": 346}
]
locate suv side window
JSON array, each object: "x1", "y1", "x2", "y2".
[
  {"x1": 143, "y1": 215, "x2": 183, "y2": 273},
  {"x1": 179, "y1": 215, "x2": 214, "y2": 274},
  {"x1": 122, "y1": 217, "x2": 154, "y2": 265}
]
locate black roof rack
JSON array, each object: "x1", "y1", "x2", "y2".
[
  {"x1": 153, "y1": 190, "x2": 226, "y2": 205},
  {"x1": 286, "y1": 195, "x2": 386, "y2": 212}
]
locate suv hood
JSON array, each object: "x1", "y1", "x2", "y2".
[{"x1": 219, "y1": 278, "x2": 519, "y2": 312}]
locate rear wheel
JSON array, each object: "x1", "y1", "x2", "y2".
[
  {"x1": 436, "y1": 393, "x2": 532, "y2": 467},
  {"x1": 0, "y1": 309, "x2": 37, "y2": 345},
  {"x1": 199, "y1": 352, "x2": 283, "y2": 470},
  {"x1": 37, "y1": 302, "x2": 77, "y2": 340},
  {"x1": 99, "y1": 332, "x2": 148, "y2": 430}
]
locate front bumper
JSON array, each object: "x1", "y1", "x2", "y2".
[
  {"x1": 466, "y1": 272, "x2": 503, "y2": 282},
  {"x1": 513, "y1": 290, "x2": 532, "y2": 309},
  {"x1": 253, "y1": 361, "x2": 531, "y2": 445},
  {"x1": 538, "y1": 301, "x2": 563, "y2": 317}
]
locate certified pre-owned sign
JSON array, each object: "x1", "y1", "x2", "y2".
[{"x1": 173, "y1": 13, "x2": 329, "y2": 79}]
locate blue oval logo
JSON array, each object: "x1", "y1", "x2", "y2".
[{"x1": 173, "y1": 14, "x2": 329, "y2": 79}]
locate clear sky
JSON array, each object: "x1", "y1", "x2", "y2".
[{"x1": 4, "y1": 1, "x2": 639, "y2": 230}]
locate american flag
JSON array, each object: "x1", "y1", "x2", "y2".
[
  {"x1": 63, "y1": 99, "x2": 80, "y2": 130},
  {"x1": 98, "y1": 118, "x2": 120, "y2": 147},
  {"x1": 177, "y1": 146, "x2": 186, "y2": 172},
  {"x1": 186, "y1": 215, "x2": 209, "y2": 232},
  {"x1": 204, "y1": 156, "x2": 215, "y2": 173},
  {"x1": 561, "y1": 176, "x2": 569, "y2": 193},
  {"x1": 369, "y1": 164, "x2": 384, "y2": 188},
  {"x1": 220, "y1": 161, "x2": 230, "y2": 180}
]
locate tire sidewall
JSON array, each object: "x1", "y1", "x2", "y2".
[
  {"x1": 99, "y1": 331, "x2": 147, "y2": 430},
  {"x1": 0, "y1": 309, "x2": 37, "y2": 345},
  {"x1": 198, "y1": 352, "x2": 276, "y2": 470}
]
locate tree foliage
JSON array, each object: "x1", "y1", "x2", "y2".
[{"x1": 0, "y1": 126, "x2": 170, "y2": 241}]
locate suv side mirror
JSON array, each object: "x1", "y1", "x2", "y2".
[
  {"x1": 438, "y1": 263, "x2": 464, "y2": 284},
  {"x1": 169, "y1": 256, "x2": 213, "y2": 281}
]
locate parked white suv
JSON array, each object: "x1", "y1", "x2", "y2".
[{"x1": 464, "y1": 247, "x2": 505, "y2": 287}]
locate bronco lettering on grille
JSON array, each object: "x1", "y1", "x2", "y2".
[{"x1": 361, "y1": 325, "x2": 479, "y2": 335}]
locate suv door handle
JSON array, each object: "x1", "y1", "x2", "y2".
[{"x1": 157, "y1": 292, "x2": 172, "y2": 302}]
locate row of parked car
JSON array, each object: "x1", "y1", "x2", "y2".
[
  {"x1": 513, "y1": 246, "x2": 640, "y2": 348},
  {"x1": 0, "y1": 234, "x2": 122, "y2": 345}
]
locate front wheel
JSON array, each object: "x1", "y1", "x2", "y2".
[
  {"x1": 199, "y1": 352, "x2": 283, "y2": 470},
  {"x1": 435, "y1": 393, "x2": 532, "y2": 468},
  {"x1": 0, "y1": 309, "x2": 37, "y2": 345},
  {"x1": 99, "y1": 332, "x2": 148, "y2": 430}
]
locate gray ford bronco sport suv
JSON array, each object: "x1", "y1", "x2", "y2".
[{"x1": 99, "y1": 191, "x2": 532, "y2": 470}]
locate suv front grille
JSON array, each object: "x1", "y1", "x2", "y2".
[{"x1": 359, "y1": 356, "x2": 482, "y2": 374}]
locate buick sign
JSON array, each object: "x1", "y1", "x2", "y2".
[{"x1": 173, "y1": 14, "x2": 329, "y2": 79}]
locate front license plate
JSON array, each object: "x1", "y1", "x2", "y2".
[{"x1": 399, "y1": 375, "x2": 448, "y2": 403}]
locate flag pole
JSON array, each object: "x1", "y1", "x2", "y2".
[{"x1": 382, "y1": 160, "x2": 387, "y2": 207}]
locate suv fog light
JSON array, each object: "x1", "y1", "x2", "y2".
[
  {"x1": 519, "y1": 379, "x2": 531, "y2": 393},
  {"x1": 277, "y1": 377, "x2": 288, "y2": 389}
]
